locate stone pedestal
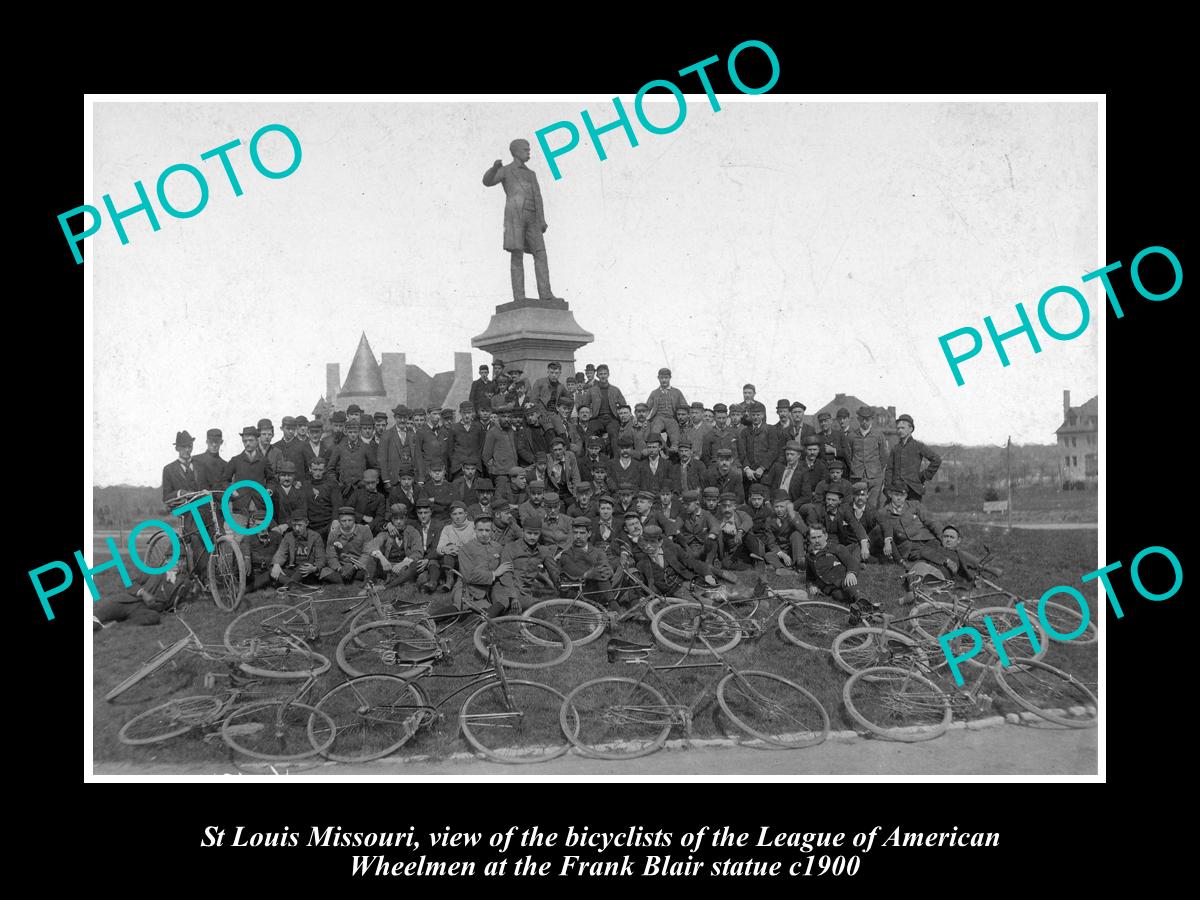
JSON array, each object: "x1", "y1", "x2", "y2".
[{"x1": 471, "y1": 297, "x2": 594, "y2": 382}]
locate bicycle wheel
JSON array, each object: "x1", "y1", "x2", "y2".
[
  {"x1": 993, "y1": 658, "x2": 1097, "y2": 728},
  {"x1": 717, "y1": 671, "x2": 830, "y2": 749},
  {"x1": 843, "y1": 666, "x2": 953, "y2": 742},
  {"x1": 831, "y1": 627, "x2": 926, "y2": 678},
  {"x1": 1037, "y1": 601, "x2": 1097, "y2": 646},
  {"x1": 143, "y1": 529, "x2": 180, "y2": 571},
  {"x1": 221, "y1": 700, "x2": 336, "y2": 762},
  {"x1": 236, "y1": 637, "x2": 331, "y2": 679},
  {"x1": 475, "y1": 616, "x2": 573, "y2": 669},
  {"x1": 207, "y1": 537, "x2": 247, "y2": 612},
  {"x1": 336, "y1": 620, "x2": 440, "y2": 678},
  {"x1": 459, "y1": 679, "x2": 571, "y2": 764},
  {"x1": 777, "y1": 601, "x2": 855, "y2": 652},
  {"x1": 309, "y1": 676, "x2": 432, "y2": 763},
  {"x1": 118, "y1": 695, "x2": 223, "y2": 745},
  {"x1": 910, "y1": 600, "x2": 960, "y2": 643},
  {"x1": 650, "y1": 603, "x2": 742, "y2": 655},
  {"x1": 969, "y1": 607, "x2": 1049, "y2": 664},
  {"x1": 104, "y1": 636, "x2": 193, "y2": 701},
  {"x1": 223, "y1": 604, "x2": 313, "y2": 653},
  {"x1": 523, "y1": 597, "x2": 606, "y2": 647},
  {"x1": 560, "y1": 677, "x2": 674, "y2": 760}
]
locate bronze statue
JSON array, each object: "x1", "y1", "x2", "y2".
[{"x1": 483, "y1": 139, "x2": 559, "y2": 303}]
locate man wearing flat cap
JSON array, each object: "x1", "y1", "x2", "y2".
[
  {"x1": 645, "y1": 367, "x2": 688, "y2": 451},
  {"x1": 583, "y1": 364, "x2": 627, "y2": 456},
  {"x1": 470, "y1": 364, "x2": 493, "y2": 415},
  {"x1": 558, "y1": 516, "x2": 614, "y2": 600},
  {"x1": 325, "y1": 506, "x2": 374, "y2": 583},
  {"x1": 763, "y1": 439, "x2": 811, "y2": 508},
  {"x1": 193, "y1": 428, "x2": 227, "y2": 491},
  {"x1": 222, "y1": 426, "x2": 270, "y2": 535},
  {"x1": 638, "y1": 433, "x2": 674, "y2": 495},
  {"x1": 737, "y1": 400, "x2": 780, "y2": 493},
  {"x1": 637, "y1": 524, "x2": 718, "y2": 598},
  {"x1": 448, "y1": 402, "x2": 484, "y2": 479},
  {"x1": 701, "y1": 403, "x2": 740, "y2": 469},
  {"x1": 379, "y1": 405, "x2": 417, "y2": 491},
  {"x1": 884, "y1": 414, "x2": 942, "y2": 502},
  {"x1": 327, "y1": 414, "x2": 377, "y2": 491},
  {"x1": 848, "y1": 405, "x2": 889, "y2": 510},
  {"x1": 273, "y1": 416, "x2": 307, "y2": 473},
  {"x1": 267, "y1": 459, "x2": 308, "y2": 531},
  {"x1": 703, "y1": 448, "x2": 746, "y2": 504}
]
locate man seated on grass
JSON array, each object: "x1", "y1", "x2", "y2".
[
  {"x1": 436, "y1": 501, "x2": 477, "y2": 593},
  {"x1": 880, "y1": 482, "x2": 941, "y2": 564},
  {"x1": 558, "y1": 516, "x2": 614, "y2": 601},
  {"x1": 804, "y1": 523, "x2": 879, "y2": 625},
  {"x1": 365, "y1": 503, "x2": 425, "y2": 588},
  {"x1": 452, "y1": 515, "x2": 512, "y2": 618},
  {"x1": 93, "y1": 565, "x2": 195, "y2": 629},
  {"x1": 902, "y1": 523, "x2": 1004, "y2": 595},
  {"x1": 325, "y1": 506, "x2": 373, "y2": 584},
  {"x1": 636, "y1": 525, "x2": 718, "y2": 599},
  {"x1": 498, "y1": 513, "x2": 560, "y2": 610},
  {"x1": 269, "y1": 512, "x2": 335, "y2": 587}
]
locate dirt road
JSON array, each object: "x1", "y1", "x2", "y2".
[{"x1": 93, "y1": 722, "x2": 1097, "y2": 778}]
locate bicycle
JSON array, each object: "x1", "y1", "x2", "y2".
[
  {"x1": 842, "y1": 650, "x2": 1097, "y2": 742},
  {"x1": 104, "y1": 618, "x2": 331, "y2": 702},
  {"x1": 145, "y1": 490, "x2": 249, "y2": 613},
  {"x1": 109, "y1": 622, "x2": 336, "y2": 762},
  {"x1": 309, "y1": 623, "x2": 572, "y2": 765},
  {"x1": 974, "y1": 576, "x2": 1097, "y2": 645},
  {"x1": 223, "y1": 579, "x2": 394, "y2": 652},
  {"x1": 829, "y1": 586, "x2": 1050, "y2": 680},
  {"x1": 559, "y1": 630, "x2": 829, "y2": 760},
  {"x1": 334, "y1": 594, "x2": 572, "y2": 679}
]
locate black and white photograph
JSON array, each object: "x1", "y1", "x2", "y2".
[{"x1": 84, "y1": 95, "x2": 1100, "y2": 779}]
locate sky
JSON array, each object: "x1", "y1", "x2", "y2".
[{"x1": 90, "y1": 99, "x2": 1097, "y2": 485}]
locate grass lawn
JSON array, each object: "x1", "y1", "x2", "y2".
[
  {"x1": 929, "y1": 484, "x2": 1097, "y2": 523},
  {"x1": 91, "y1": 528, "x2": 1098, "y2": 769}
]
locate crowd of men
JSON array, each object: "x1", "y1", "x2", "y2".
[{"x1": 145, "y1": 359, "x2": 996, "y2": 624}]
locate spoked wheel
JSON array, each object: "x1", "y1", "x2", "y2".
[
  {"x1": 118, "y1": 695, "x2": 224, "y2": 745},
  {"x1": 1036, "y1": 601, "x2": 1097, "y2": 646},
  {"x1": 347, "y1": 601, "x2": 424, "y2": 636},
  {"x1": 910, "y1": 600, "x2": 961, "y2": 644},
  {"x1": 221, "y1": 700, "x2": 336, "y2": 762},
  {"x1": 523, "y1": 598, "x2": 606, "y2": 647},
  {"x1": 475, "y1": 616, "x2": 573, "y2": 669},
  {"x1": 650, "y1": 603, "x2": 742, "y2": 655},
  {"x1": 208, "y1": 537, "x2": 247, "y2": 612},
  {"x1": 993, "y1": 658, "x2": 1097, "y2": 728},
  {"x1": 309, "y1": 676, "x2": 432, "y2": 763},
  {"x1": 236, "y1": 637, "x2": 331, "y2": 680},
  {"x1": 143, "y1": 529, "x2": 182, "y2": 571},
  {"x1": 560, "y1": 677, "x2": 674, "y2": 760},
  {"x1": 969, "y1": 607, "x2": 1049, "y2": 664},
  {"x1": 831, "y1": 627, "x2": 926, "y2": 678},
  {"x1": 224, "y1": 604, "x2": 313, "y2": 653},
  {"x1": 336, "y1": 621, "x2": 440, "y2": 678},
  {"x1": 459, "y1": 680, "x2": 571, "y2": 764},
  {"x1": 104, "y1": 636, "x2": 194, "y2": 701},
  {"x1": 843, "y1": 666, "x2": 953, "y2": 742},
  {"x1": 777, "y1": 601, "x2": 855, "y2": 652},
  {"x1": 717, "y1": 671, "x2": 830, "y2": 749}
]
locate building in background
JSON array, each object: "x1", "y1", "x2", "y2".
[
  {"x1": 811, "y1": 393, "x2": 898, "y2": 440},
  {"x1": 315, "y1": 333, "x2": 473, "y2": 419},
  {"x1": 1056, "y1": 390, "x2": 1098, "y2": 487}
]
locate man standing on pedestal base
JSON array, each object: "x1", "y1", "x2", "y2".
[{"x1": 483, "y1": 138, "x2": 560, "y2": 303}]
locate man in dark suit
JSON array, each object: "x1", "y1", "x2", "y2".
[
  {"x1": 638, "y1": 435, "x2": 674, "y2": 495},
  {"x1": 674, "y1": 440, "x2": 707, "y2": 493},
  {"x1": 192, "y1": 428, "x2": 226, "y2": 491},
  {"x1": 637, "y1": 525, "x2": 718, "y2": 598},
  {"x1": 447, "y1": 402, "x2": 485, "y2": 479},
  {"x1": 583, "y1": 364, "x2": 627, "y2": 456},
  {"x1": 703, "y1": 449, "x2": 746, "y2": 504},
  {"x1": 378, "y1": 405, "x2": 416, "y2": 491},
  {"x1": 763, "y1": 439, "x2": 809, "y2": 508},
  {"x1": 737, "y1": 401, "x2": 780, "y2": 493},
  {"x1": 884, "y1": 414, "x2": 942, "y2": 502},
  {"x1": 162, "y1": 431, "x2": 200, "y2": 506},
  {"x1": 469, "y1": 364, "x2": 493, "y2": 414},
  {"x1": 606, "y1": 436, "x2": 643, "y2": 489}
]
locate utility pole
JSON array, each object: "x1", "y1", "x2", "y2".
[{"x1": 1006, "y1": 435, "x2": 1013, "y2": 532}]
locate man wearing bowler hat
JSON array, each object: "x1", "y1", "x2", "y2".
[
  {"x1": 162, "y1": 430, "x2": 200, "y2": 505},
  {"x1": 222, "y1": 425, "x2": 270, "y2": 537}
]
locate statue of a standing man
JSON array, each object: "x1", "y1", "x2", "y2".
[{"x1": 483, "y1": 139, "x2": 559, "y2": 303}]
